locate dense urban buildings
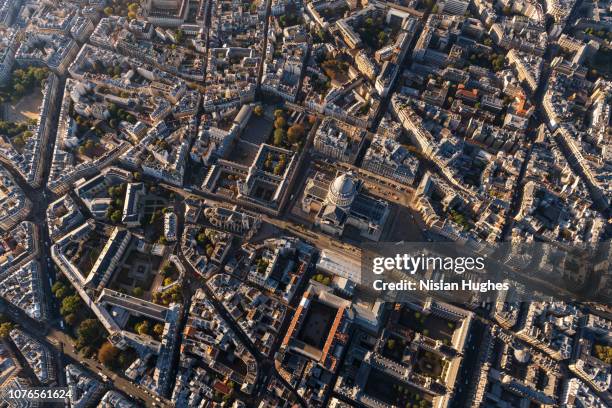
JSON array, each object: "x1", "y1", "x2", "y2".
[{"x1": 0, "y1": 0, "x2": 607, "y2": 407}]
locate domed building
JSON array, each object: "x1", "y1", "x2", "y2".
[
  {"x1": 302, "y1": 171, "x2": 390, "y2": 241},
  {"x1": 327, "y1": 173, "x2": 359, "y2": 208}
]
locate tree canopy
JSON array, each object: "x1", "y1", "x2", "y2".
[
  {"x1": 287, "y1": 123, "x2": 305, "y2": 143},
  {"x1": 98, "y1": 342, "x2": 120, "y2": 368},
  {"x1": 60, "y1": 295, "x2": 82, "y2": 316},
  {"x1": 0, "y1": 322, "x2": 13, "y2": 339}
]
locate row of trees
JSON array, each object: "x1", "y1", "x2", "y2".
[
  {"x1": 312, "y1": 273, "x2": 331, "y2": 286},
  {"x1": 75, "y1": 318, "x2": 104, "y2": 351},
  {"x1": 98, "y1": 342, "x2": 139, "y2": 371},
  {"x1": 594, "y1": 344, "x2": 612, "y2": 364},
  {"x1": 0, "y1": 121, "x2": 33, "y2": 141},
  {"x1": 53, "y1": 279, "x2": 109, "y2": 357},
  {"x1": 263, "y1": 151, "x2": 288, "y2": 175},
  {"x1": 106, "y1": 184, "x2": 127, "y2": 223},
  {"x1": 0, "y1": 66, "x2": 48, "y2": 105},
  {"x1": 77, "y1": 139, "x2": 102, "y2": 158},
  {"x1": 134, "y1": 320, "x2": 165, "y2": 337},
  {"x1": 311, "y1": 27, "x2": 330, "y2": 44},
  {"x1": 53, "y1": 280, "x2": 86, "y2": 327},
  {"x1": 357, "y1": 15, "x2": 389, "y2": 49},
  {"x1": 583, "y1": 28, "x2": 612, "y2": 41},
  {"x1": 0, "y1": 322, "x2": 13, "y2": 339},
  {"x1": 278, "y1": 13, "x2": 300, "y2": 28},
  {"x1": 108, "y1": 103, "x2": 137, "y2": 125},
  {"x1": 5, "y1": 67, "x2": 49, "y2": 100},
  {"x1": 449, "y1": 209, "x2": 472, "y2": 231},
  {"x1": 161, "y1": 263, "x2": 175, "y2": 278},
  {"x1": 104, "y1": 0, "x2": 139, "y2": 19},
  {"x1": 320, "y1": 58, "x2": 349, "y2": 82},
  {"x1": 468, "y1": 52, "x2": 506, "y2": 72},
  {"x1": 152, "y1": 284, "x2": 182, "y2": 306},
  {"x1": 10, "y1": 131, "x2": 33, "y2": 148},
  {"x1": 272, "y1": 109, "x2": 306, "y2": 149}
]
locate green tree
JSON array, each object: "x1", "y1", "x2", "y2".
[
  {"x1": 273, "y1": 128, "x2": 284, "y2": 146},
  {"x1": 51, "y1": 282, "x2": 66, "y2": 296},
  {"x1": 196, "y1": 232, "x2": 208, "y2": 244},
  {"x1": 54, "y1": 286, "x2": 70, "y2": 300},
  {"x1": 253, "y1": 105, "x2": 263, "y2": 116},
  {"x1": 12, "y1": 136, "x2": 24, "y2": 147},
  {"x1": 110, "y1": 210, "x2": 122, "y2": 223},
  {"x1": 153, "y1": 323, "x2": 164, "y2": 336},
  {"x1": 104, "y1": 6, "x2": 113, "y2": 15},
  {"x1": 161, "y1": 264, "x2": 173, "y2": 277},
  {"x1": 132, "y1": 287, "x2": 144, "y2": 297},
  {"x1": 287, "y1": 123, "x2": 305, "y2": 143},
  {"x1": 274, "y1": 117, "x2": 286, "y2": 129},
  {"x1": 0, "y1": 322, "x2": 13, "y2": 339},
  {"x1": 77, "y1": 319, "x2": 102, "y2": 346},
  {"x1": 98, "y1": 342, "x2": 120, "y2": 368},
  {"x1": 64, "y1": 313, "x2": 78, "y2": 326},
  {"x1": 33, "y1": 68, "x2": 47, "y2": 81},
  {"x1": 377, "y1": 31, "x2": 387, "y2": 44},
  {"x1": 60, "y1": 295, "x2": 82, "y2": 316},
  {"x1": 135, "y1": 320, "x2": 150, "y2": 335}
]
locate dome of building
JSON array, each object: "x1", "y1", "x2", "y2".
[{"x1": 327, "y1": 173, "x2": 357, "y2": 208}]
